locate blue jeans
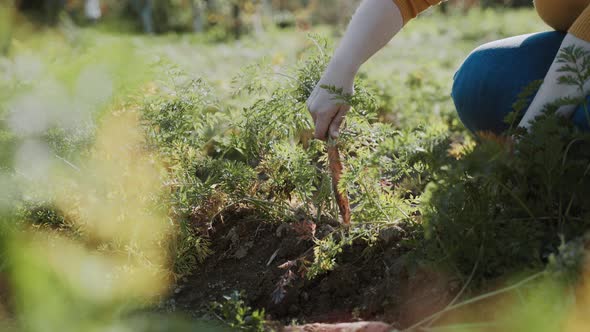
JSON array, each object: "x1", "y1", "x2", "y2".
[{"x1": 452, "y1": 31, "x2": 590, "y2": 134}]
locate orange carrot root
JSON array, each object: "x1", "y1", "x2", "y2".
[{"x1": 327, "y1": 142, "x2": 351, "y2": 227}]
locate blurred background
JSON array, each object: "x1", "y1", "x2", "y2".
[{"x1": 10, "y1": 0, "x2": 533, "y2": 37}]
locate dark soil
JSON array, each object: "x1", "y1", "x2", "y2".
[{"x1": 172, "y1": 211, "x2": 458, "y2": 329}]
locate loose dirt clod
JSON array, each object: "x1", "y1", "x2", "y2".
[{"x1": 327, "y1": 141, "x2": 351, "y2": 227}]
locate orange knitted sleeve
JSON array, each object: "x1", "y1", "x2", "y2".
[
  {"x1": 569, "y1": 4, "x2": 590, "y2": 41},
  {"x1": 392, "y1": 0, "x2": 445, "y2": 24}
]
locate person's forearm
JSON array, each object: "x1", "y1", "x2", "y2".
[
  {"x1": 306, "y1": 0, "x2": 405, "y2": 140},
  {"x1": 326, "y1": 0, "x2": 404, "y2": 77},
  {"x1": 519, "y1": 34, "x2": 590, "y2": 129}
]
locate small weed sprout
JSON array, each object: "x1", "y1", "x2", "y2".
[{"x1": 211, "y1": 290, "x2": 266, "y2": 332}]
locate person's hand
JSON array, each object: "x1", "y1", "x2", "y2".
[
  {"x1": 518, "y1": 33, "x2": 590, "y2": 130},
  {"x1": 306, "y1": 62, "x2": 355, "y2": 141},
  {"x1": 305, "y1": 0, "x2": 405, "y2": 140}
]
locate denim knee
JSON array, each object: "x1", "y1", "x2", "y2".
[
  {"x1": 452, "y1": 32, "x2": 567, "y2": 134},
  {"x1": 452, "y1": 46, "x2": 503, "y2": 133}
]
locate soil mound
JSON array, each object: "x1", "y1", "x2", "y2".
[{"x1": 173, "y1": 212, "x2": 456, "y2": 329}]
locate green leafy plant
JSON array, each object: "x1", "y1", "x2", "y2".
[
  {"x1": 421, "y1": 45, "x2": 590, "y2": 281},
  {"x1": 211, "y1": 290, "x2": 266, "y2": 332}
]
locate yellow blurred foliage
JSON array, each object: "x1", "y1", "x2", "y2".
[
  {"x1": 563, "y1": 260, "x2": 590, "y2": 332},
  {"x1": 16, "y1": 109, "x2": 173, "y2": 308}
]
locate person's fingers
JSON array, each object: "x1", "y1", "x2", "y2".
[
  {"x1": 329, "y1": 106, "x2": 349, "y2": 139},
  {"x1": 314, "y1": 111, "x2": 334, "y2": 141}
]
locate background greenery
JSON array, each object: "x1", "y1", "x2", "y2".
[{"x1": 15, "y1": 0, "x2": 535, "y2": 35}]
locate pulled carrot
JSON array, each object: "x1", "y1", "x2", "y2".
[{"x1": 327, "y1": 140, "x2": 351, "y2": 227}]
